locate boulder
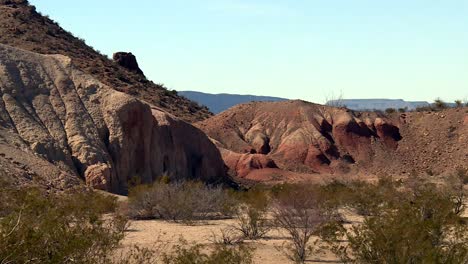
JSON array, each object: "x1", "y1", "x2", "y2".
[{"x1": 112, "y1": 52, "x2": 144, "y2": 76}]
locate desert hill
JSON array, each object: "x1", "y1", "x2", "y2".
[
  {"x1": 197, "y1": 100, "x2": 467, "y2": 182},
  {"x1": 179, "y1": 91, "x2": 288, "y2": 114},
  {"x1": 0, "y1": 0, "x2": 211, "y2": 122},
  {"x1": 0, "y1": 44, "x2": 229, "y2": 193}
]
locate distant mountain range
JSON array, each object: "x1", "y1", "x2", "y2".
[
  {"x1": 180, "y1": 91, "x2": 433, "y2": 113},
  {"x1": 179, "y1": 91, "x2": 288, "y2": 114},
  {"x1": 327, "y1": 99, "x2": 430, "y2": 111}
]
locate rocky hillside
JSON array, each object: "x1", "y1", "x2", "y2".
[
  {"x1": 0, "y1": 0, "x2": 211, "y2": 122},
  {"x1": 197, "y1": 100, "x2": 467, "y2": 182},
  {"x1": 0, "y1": 44, "x2": 229, "y2": 194}
]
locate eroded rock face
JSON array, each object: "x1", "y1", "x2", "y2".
[
  {"x1": 112, "y1": 52, "x2": 144, "y2": 76},
  {"x1": 197, "y1": 100, "x2": 403, "y2": 178},
  {"x1": 0, "y1": 44, "x2": 228, "y2": 193},
  {"x1": 221, "y1": 148, "x2": 278, "y2": 178}
]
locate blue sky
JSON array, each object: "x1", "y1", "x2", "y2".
[{"x1": 30, "y1": 0, "x2": 467, "y2": 104}]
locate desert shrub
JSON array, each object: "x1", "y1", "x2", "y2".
[
  {"x1": 0, "y1": 186, "x2": 127, "y2": 264},
  {"x1": 210, "y1": 227, "x2": 245, "y2": 245},
  {"x1": 385, "y1": 108, "x2": 396, "y2": 114},
  {"x1": 446, "y1": 169, "x2": 468, "y2": 215},
  {"x1": 398, "y1": 107, "x2": 407, "y2": 113},
  {"x1": 317, "y1": 180, "x2": 354, "y2": 215},
  {"x1": 128, "y1": 181, "x2": 236, "y2": 223},
  {"x1": 272, "y1": 182, "x2": 344, "y2": 221},
  {"x1": 272, "y1": 185, "x2": 326, "y2": 263},
  {"x1": 114, "y1": 245, "x2": 160, "y2": 264},
  {"x1": 456, "y1": 167, "x2": 468, "y2": 185},
  {"x1": 455, "y1": 100, "x2": 463, "y2": 107},
  {"x1": 323, "y1": 180, "x2": 468, "y2": 264},
  {"x1": 434, "y1": 98, "x2": 448, "y2": 109},
  {"x1": 341, "y1": 178, "x2": 402, "y2": 216},
  {"x1": 232, "y1": 189, "x2": 271, "y2": 240},
  {"x1": 162, "y1": 239, "x2": 254, "y2": 264},
  {"x1": 415, "y1": 105, "x2": 434, "y2": 112},
  {"x1": 162, "y1": 88, "x2": 178, "y2": 98}
]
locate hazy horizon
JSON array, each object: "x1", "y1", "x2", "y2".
[{"x1": 30, "y1": 0, "x2": 468, "y2": 104}]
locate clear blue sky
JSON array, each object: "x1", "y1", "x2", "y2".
[{"x1": 30, "y1": 0, "x2": 467, "y2": 104}]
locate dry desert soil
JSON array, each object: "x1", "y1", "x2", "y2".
[{"x1": 121, "y1": 218, "x2": 339, "y2": 264}]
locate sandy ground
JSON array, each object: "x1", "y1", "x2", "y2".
[
  {"x1": 117, "y1": 190, "x2": 467, "y2": 263},
  {"x1": 121, "y1": 218, "x2": 341, "y2": 264}
]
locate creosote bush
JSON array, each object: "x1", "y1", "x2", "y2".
[{"x1": 128, "y1": 181, "x2": 237, "y2": 223}]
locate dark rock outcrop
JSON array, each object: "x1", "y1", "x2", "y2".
[{"x1": 113, "y1": 52, "x2": 144, "y2": 76}]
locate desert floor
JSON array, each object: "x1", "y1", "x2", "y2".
[
  {"x1": 122, "y1": 218, "x2": 337, "y2": 264},
  {"x1": 119, "y1": 209, "x2": 367, "y2": 264}
]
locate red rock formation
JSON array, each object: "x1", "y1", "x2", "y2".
[
  {"x1": 221, "y1": 149, "x2": 278, "y2": 178},
  {"x1": 197, "y1": 100, "x2": 403, "y2": 179}
]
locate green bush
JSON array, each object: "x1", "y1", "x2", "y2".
[
  {"x1": 0, "y1": 185, "x2": 127, "y2": 264},
  {"x1": 322, "y1": 179, "x2": 468, "y2": 264}
]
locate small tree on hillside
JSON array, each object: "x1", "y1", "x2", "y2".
[{"x1": 434, "y1": 98, "x2": 447, "y2": 109}]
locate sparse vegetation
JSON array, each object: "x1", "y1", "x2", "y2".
[
  {"x1": 320, "y1": 178, "x2": 468, "y2": 264},
  {"x1": 163, "y1": 239, "x2": 254, "y2": 264},
  {"x1": 232, "y1": 189, "x2": 271, "y2": 240},
  {"x1": 0, "y1": 183, "x2": 127, "y2": 264},
  {"x1": 385, "y1": 107, "x2": 396, "y2": 114},
  {"x1": 2, "y1": 173, "x2": 467, "y2": 264},
  {"x1": 325, "y1": 91, "x2": 346, "y2": 108},
  {"x1": 128, "y1": 181, "x2": 236, "y2": 223},
  {"x1": 272, "y1": 185, "x2": 326, "y2": 263},
  {"x1": 434, "y1": 97, "x2": 448, "y2": 110},
  {"x1": 210, "y1": 227, "x2": 245, "y2": 245}
]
